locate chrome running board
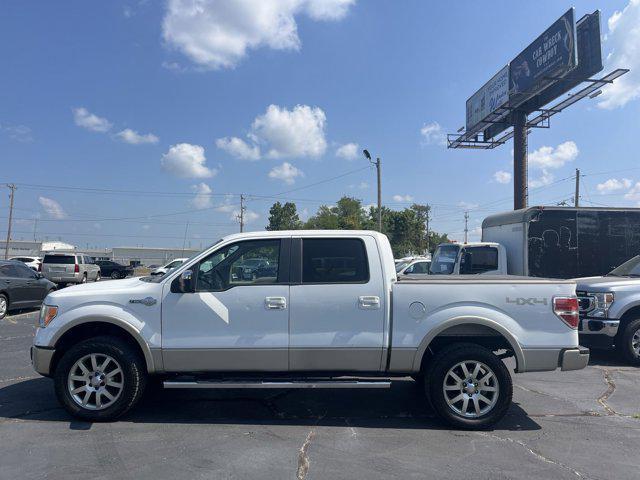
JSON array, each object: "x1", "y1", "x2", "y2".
[{"x1": 163, "y1": 379, "x2": 392, "y2": 389}]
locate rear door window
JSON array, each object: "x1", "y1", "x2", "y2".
[
  {"x1": 464, "y1": 247, "x2": 499, "y2": 274},
  {"x1": 0, "y1": 264, "x2": 18, "y2": 277},
  {"x1": 43, "y1": 255, "x2": 75, "y2": 264},
  {"x1": 302, "y1": 238, "x2": 369, "y2": 284}
]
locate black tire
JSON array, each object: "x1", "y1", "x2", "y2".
[
  {"x1": 53, "y1": 336, "x2": 147, "y2": 421},
  {"x1": 427, "y1": 343, "x2": 512, "y2": 430},
  {"x1": 95, "y1": 272, "x2": 101, "y2": 282},
  {"x1": 0, "y1": 293, "x2": 8, "y2": 320},
  {"x1": 617, "y1": 318, "x2": 640, "y2": 366},
  {"x1": 81, "y1": 274, "x2": 87, "y2": 284},
  {"x1": 110, "y1": 271, "x2": 120, "y2": 279}
]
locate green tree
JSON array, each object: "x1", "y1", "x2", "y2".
[{"x1": 266, "y1": 202, "x2": 303, "y2": 230}]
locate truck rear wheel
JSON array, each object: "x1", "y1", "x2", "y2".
[
  {"x1": 617, "y1": 318, "x2": 640, "y2": 366},
  {"x1": 53, "y1": 336, "x2": 147, "y2": 421},
  {"x1": 426, "y1": 343, "x2": 512, "y2": 430}
]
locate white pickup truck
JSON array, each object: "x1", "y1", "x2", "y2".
[{"x1": 32, "y1": 230, "x2": 588, "y2": 429}]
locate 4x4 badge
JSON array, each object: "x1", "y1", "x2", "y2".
[
  {"x1": 129, "y1": 297, "x2": 157, "y2": 306},
  {"x1": 506, "y1": 297, "x2": 548, "y2": 306}
]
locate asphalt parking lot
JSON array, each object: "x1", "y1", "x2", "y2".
[{"x1": 1, "y1": 310, "x2": 639, "y2": 480}]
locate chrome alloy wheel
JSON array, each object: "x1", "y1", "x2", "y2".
[
  {"x1": 632, "y1": 329, "x2": 640, "y2": 357},
  {"x1": 67, "y1": 353, "x2": 124, "y2": 410},
  {"x1": 0, "y1": 296, "x2": 7, "y2": 317},
  {"x1": 443, "y1": 360, "x2": 499, "y2": 418}
]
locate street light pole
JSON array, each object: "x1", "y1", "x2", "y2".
[{"x1": 363, "y1": 150, "x2": 382, "y2": 233}]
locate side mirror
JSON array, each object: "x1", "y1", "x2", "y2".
[{"x1": 171, "y1": 269, "x2": 195, "y2": 293}]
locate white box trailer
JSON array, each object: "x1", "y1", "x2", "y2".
[{"x1": 482, "y1": 206, "x2": 640, "y2": 279}]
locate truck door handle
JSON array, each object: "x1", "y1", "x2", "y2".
[
  {"x1": 359, "y1": 296, "x2": 380, "y2": 309},
  {"x1": 265, "y1": 296, "x2": 287, "y2": 310}
]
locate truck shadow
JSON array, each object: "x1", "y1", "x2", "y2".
[
  {"x1": 587, "y1": 349, "x2": 632, "y2": 368},
  {"x1": 0, "y1": 378, "x2": 540, "y2": 432}
]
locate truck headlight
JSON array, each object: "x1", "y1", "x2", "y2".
[
  {"x1": 39, "y1": 304, "x2": 58, "y2": 328},
  {"x1": 589, "y1": 292, "x2": 614, "y2": 318}
]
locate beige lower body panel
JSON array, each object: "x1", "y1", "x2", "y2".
[
  {"x1": 162, "y1": 348, "x2": 288, "y2": 372},
  {"x1": 288, "y1": 348, "x2": 382, "y2": 372}
]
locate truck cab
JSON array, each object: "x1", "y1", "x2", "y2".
[{"x1": 429, "y1": 242, "x2": 507, "y2": 276}]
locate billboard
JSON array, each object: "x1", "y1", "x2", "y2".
[
  {"x1": 509, "y1": 8, "x2": 577, "y2": 105},
  {"x1": 465, "y1": 65, "x2": 509, "y2": 133},
  {"x1": 483, "y1": 8, "x2": 603, "y2": 141}
]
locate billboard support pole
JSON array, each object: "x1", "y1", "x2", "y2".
[{"x1": 513, "y1": 111, "x2": 528, "y2": 210}]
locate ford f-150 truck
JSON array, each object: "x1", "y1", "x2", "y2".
[
  {"x1": 576, "y1": 255, "x2": 640, "y2": 366},
  {"x1": 31, "y1": 230, "x2": 588, "y2": 429}
]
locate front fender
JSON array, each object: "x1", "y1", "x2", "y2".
[{"x1": 34, "y1": 304, "x2": 160, "y2": 373}]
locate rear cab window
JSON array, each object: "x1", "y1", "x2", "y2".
[
  {"x1": 462, "y1": 246, "x2": 499, "y2": 274},
  {"x1": 301, "y1": 238, "x2": 369, "y2": 284},
  {"x1": 43, "y1": 255, "x2": 76, "y2": 264}
]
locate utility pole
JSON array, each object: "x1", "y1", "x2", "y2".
[
  {"x1": 4, "y1": 184, "x2": 16, "y2": 260},
  {"x1": 574, "y1": 168, "x2": 580, "y2": 208},
  {"x1": 513, "y1": 110, "x2": 528, "y2": 210},
  {"x1": 33, "y1": 218, "x2": 38, "y2": 242},
  {"x1": 425, "y1": 205, "x2": 430, "y2": 254},
  {"x1": 464, "y1": 211, "x2": 469, "y2": 244},
  {"x1": 375, "y1": 157, "x2": 382, "y2": 233},
  {"x1": 362, "y1": 150, "x2": 382, "y2": 233},
  {"x1": 238, "y1": 194, "x2": 246, "y2": 232}
]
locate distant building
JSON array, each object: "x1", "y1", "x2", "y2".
[
  {"x1": 0, "y1": 240, "x2": 43, "y2": 258},
  {"x1": 0, "y1": 239, "x2": 200, "y2": 266}
]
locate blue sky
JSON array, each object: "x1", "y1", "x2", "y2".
[{"x1": 1, "y1": 0, "x2": 639, "y2": 248}]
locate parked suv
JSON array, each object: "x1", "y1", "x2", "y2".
[
  {"x1": 10, "y1": 256, "x2": 42, "y2": 271},
  {"x1": 41, "y1": 253, "x2": 101, "y2": 286},
  {"x1": 94, "y1": 260, "x2": 134, "y2": 279},
  {"x1": 576, "y1": 255, "x2": 640, "y2": 365}
]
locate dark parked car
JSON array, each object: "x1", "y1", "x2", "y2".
[
  {"x1": 94, "y1": 260, "x2": 134, "y2": 279},
  {"x1": 0, "y1": 260, "x2": 56, "y2": 319}
]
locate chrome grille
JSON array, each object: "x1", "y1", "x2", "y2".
[{"x1": 576, "y1": 292, "x2": 595, "y2": 314}]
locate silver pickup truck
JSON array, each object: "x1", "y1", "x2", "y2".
[
  {"x1": 577, "y1": 255, "x2": 640, "y2": 365},
  {"x1": 32, "y1": 230, "x2": 588, "y2": 429}
]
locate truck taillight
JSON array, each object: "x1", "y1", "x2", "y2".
[
  {"x1": 74, "y1": 263, "x2": 79, "y2": 273},
  {"x1": 553, "y1": 296, "x2": 579, "y2": 329}
]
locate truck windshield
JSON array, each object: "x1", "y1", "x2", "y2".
[
  {"x1": 607, "y1": 255, "x2": 640, "y2": 277},
  {"x1": 395, "y1": 261, "x2": 409, "y2": 273},
  {"x1": 429, "y1": 245, "x2": 460, "y2": 275}
]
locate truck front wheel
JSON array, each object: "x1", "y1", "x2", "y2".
[
  {"x1": 617, "y1": 318, "x2": 640, "y2": 366},
  {"x1": 426, "y1": 343, "x2": 512, "y2": 430},
  {"x1": 53, "y1": 336, "x2": 147, "y2": 421}
]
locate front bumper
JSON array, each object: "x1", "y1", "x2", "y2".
[
  {"x1": 578, "y1": 317, "x2": 619, "y2": 349},
  {"x1": 31, "y1": 346, "x2": 55, "y2": 376}
]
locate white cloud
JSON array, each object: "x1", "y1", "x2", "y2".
[
  {"x1": 231, "y1": 209, "x2": 259, "y2": 224},
  {"x1": 217, "y1": 104, "x2": 327, "y2": 160},
  {"x1": 493, "y1": 170, "x2": 512, "y2": 184},
  {"x1": 420, "y1": 121, "x2": 446, "y2": 146},
  {"x1": 162, "y1": 0, "x2": 355, "y2": 70},
  {"x1": 529, "y1": 141, "x2": 578, "y2": 170},
  {"x1": 336, "y1": 142, "x2": 359, "y2": 160},
  {"x1": 73, "y1": 107, "x2": 112, "y2": 132},
  {"x1": 596, "y1": 178, "x2": 632, "y2": 193},
  {"x1": 458, "y1": 201, "x2": 479, "y2": 210},
  {"x1": 0, "y1": 124, "x2": 33, "y2": 143},
  {"x1": 529, "y1": 169, "x2": 555, "y2": 188},
  {"x1": 161, "y1": 143, "x2": 217, "y2": 178},
  {"x1": 357, "y1": 181, "x2": 369, "y2": 190},
  {"x1": 38, "y1": 197, "x2": 67, "y2": 219},
  {"x1": 215, "y1": 194, "x2": 237, "y2": 213},
  {"x1": 598, "y1": 0, "x2": 640, "y2": 109},
  {"x1": 625, "y1": 182, "x2": 640, "y2": 201},
  {"x1": 116, "y1": 128, "x2": 159, "y2": 145},
  {"x1": 392, "y1": 194, "x2": 413, "y2": 203},
  {"x1": 252, "y1": 104, "x2": 327, "y2": 159},
  {"x1": 268, "y1": 162, "x2": 304, "y2": 185},
  {"x1": 191, "y1": 183, "x2": 213, "y2": 209},
  {"x1": 216, "y1": 136, "x2": 260, "y2": 161}
]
